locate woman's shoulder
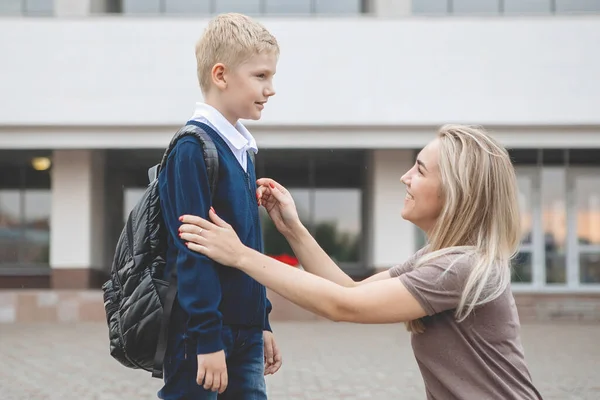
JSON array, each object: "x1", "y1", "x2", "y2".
[{"x1": 415, "y1": 247, "x2": 478, "y2": 276}]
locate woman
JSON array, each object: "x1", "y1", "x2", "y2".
[{"x1": 178, "y1": 125, "x2": 543, "y2": 399}]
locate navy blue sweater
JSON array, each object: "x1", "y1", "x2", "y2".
[{"x1": 158, "y1": 121, "x2": 271, "y2": 355}]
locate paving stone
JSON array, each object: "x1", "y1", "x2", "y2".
[{"x1": 0, "y1": 322, "x2": 598, "y2": 399}]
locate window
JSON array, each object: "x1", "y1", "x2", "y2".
[
  {"x1": 412, "y1": 0, "x2": 449, "y2": 14},
  {"x1": 575, "y1": 174, "x2": 600, "y2": 284},
  {"x1": 0, "y1": 0, "x2": 53, "y2": 15},
  {"x1": 122, "y1": 0, "x2": 365, "y2": 15},
  {"x1": 123, "y1": 0, "x2": 161, "y2": 13},
  {"x1": 504, "y1": 0, "x2": 552, "y2": 14},
  {"x1": 0, "y1": 151, "x2": 52, "y2": 267},
  {"x1": 510, "y1": 148, "x2": 600, "y2": 290},
  {"x1": 556, "y1": 0, "x2": 600, "y2": 13},
  {"x1": 214, "y1": 0, "x2": 261, "y2": 14},
  {"x1": 258, "y1": 149, "x2": 365, "y2": 271},
  {"x1": 165, "y1": 0, "x2": 211, "y2": 14},
  {"x1": 412, "y1": 0, "x2": 600, "y2": 15},
  {"x1": 512, "y1": 168, "x2": 535, "y2": 283},
  {"x1": 265, "y1": 0, "x2": 311, "y2": 14},
  {"x1": 542, "y1": 167, "x2": 567, "y2": 284},
  {"x1": 453, "y1": 0, "x2": 498, "y2": 14}
]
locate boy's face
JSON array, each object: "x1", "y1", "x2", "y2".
[{"x1": 222, "y1": 52, "x2": 277, "y2": 121}]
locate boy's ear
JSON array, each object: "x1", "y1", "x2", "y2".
[{"x1": 211, "y1": 63, "x2": 227, "y2": 90}]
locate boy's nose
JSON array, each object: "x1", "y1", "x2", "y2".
[{"x1": 265, "y1": 85, "x2": 276, "y2": 97}]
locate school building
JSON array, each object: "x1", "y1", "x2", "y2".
[{"x1": 1, "y1": 0, "x2": 600, "y2": 323}]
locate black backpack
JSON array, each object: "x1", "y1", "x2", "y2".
[{"x1": 101, "y1": 123, "x2": 221, "y2": 379}]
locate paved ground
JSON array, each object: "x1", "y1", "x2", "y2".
[{"x1": 0, "y1": 322, "x2": 598, "y2": 400}]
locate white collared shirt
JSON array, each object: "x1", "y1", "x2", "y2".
[{"x1": 189, "y1": 102, "x2": 258, "y2": 173}]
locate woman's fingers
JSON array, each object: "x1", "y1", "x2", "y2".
[
  {"x1": 180, "y1": 214, "x2": 215, "y2": 230},
  {"x1": 179, "y1": 232, "x2": 205, "y2": 245},
  {"x1": 256, "y1": 178, "x2": 287, "y2": 193},
  {"x1": 179, "y1": 223, "x2": 204, "y2": 235},
  {"x1": 266, "y1": 183, "x2": 289, "y2": 203},
  {"x1": 185, "y1": 241, "x2": 208, "y2": 255},
  {"x1": 208, "y1": 207, "x2": 230, "y2": 228}
]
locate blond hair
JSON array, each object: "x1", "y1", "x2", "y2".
[
  {"x1": 406, "y1": 125, "x2": 521, "y2": 334},
  {"x1": 195, "y1": 13, "x2": 279, "y2": 94}
]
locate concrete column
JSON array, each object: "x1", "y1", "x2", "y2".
[
  {"x1": 50, "y1": 150, "x2": 106, "y2": 288},
  {"x1": 366, "y1": 149, "x2": 417, "y2": 271},
  {"x1": 369, "y1": 0, "x2": 412, "y2": 17}
]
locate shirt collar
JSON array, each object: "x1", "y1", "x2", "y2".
[{"x1": 190, "y1": 102, "x2": 258, "y2": 153}]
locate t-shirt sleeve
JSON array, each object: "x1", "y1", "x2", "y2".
[
  {"x1": 398, "y1": 255, "x2": 470, "y2": 316},
  {"x1": 388, "y1": 247, "x2": 428, "y2": 277}
]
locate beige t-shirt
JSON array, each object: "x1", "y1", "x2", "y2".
[{"x1": 389, "y1": 249, "x2": 543, "y2": 400}]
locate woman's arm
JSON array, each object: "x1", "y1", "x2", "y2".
[
  {"x1": 179, "y1": 211, "x2": 422, "y2": 323},
  {"x1": 236, "y1": 248, "x2": 427, "y2": 324},
  {"x1": 284, "y1": 224, "x2": 360, "y2": 287},
  {"x1": 257, "y1": 179, "x2": 390, "y2": 287}
]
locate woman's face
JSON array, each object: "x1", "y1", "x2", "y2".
[{"x1": 400, "y1": 138, "x2": 444, "y2": 233}]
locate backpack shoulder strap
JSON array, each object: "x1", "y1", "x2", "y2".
[{"x1": 148, "y1": 123, "x2": 219, "y2": 200}]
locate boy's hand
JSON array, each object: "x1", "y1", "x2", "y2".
[
  {"x1": 197, "y1": 350, "x2": 228, "y2": 393},
  {"x1": 263, "y1": 330, "x2": 282, "y2": 375}
]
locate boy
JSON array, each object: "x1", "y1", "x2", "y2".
[{"x1": 157, "y1": 13, "x2": 281, "y2": 400}]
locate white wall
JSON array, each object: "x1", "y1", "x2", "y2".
[
  {"x1": 368, "y1": 149, "x2": 416, "y2": 269},
  {"x1": 50, "y1": 150, "x2": 106, "y2": 269},
  {"x1": 0, "y1": 17, "x2": 599, "y2": 127}
]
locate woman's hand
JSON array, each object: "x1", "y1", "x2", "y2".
[
  {"x1": 178, "y1": 209, "x2": 249, "y2": 269},
  {"x1": 256, "y1": 178, "x2": 302, "y2": 237}
]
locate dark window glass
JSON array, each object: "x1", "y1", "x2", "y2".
[
  {"x1": 0, "y1": 151, "x2": 52, "y2": 267},
  {"x1": 259, "y1": 149, "x2": 364, "y2": 268},
  {"x1": 509, "y1": 149, "x2": 539, "y2": 165}
]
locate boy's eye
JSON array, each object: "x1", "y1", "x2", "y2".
[{"x1": 256, "y1": 74, "x2": 266, "y2": 79}]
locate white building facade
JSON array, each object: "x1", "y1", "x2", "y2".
[{"x1": 1, "y1": 0, "x2": 600, "y2": 322}]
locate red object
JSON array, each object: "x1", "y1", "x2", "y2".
[{"x1": 269, "y1": 254, "x2": 299, "y2": 267}]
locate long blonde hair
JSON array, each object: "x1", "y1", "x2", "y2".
[{"x1": 406, "y1": 125, "x2": 521, "y2": 333}]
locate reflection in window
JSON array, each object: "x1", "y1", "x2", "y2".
[
  {"x1": 123, "y1": 0, "x2": 161, "y2": 13},
  {"x1": 556, "y1": 0, "x2": 600, "y2": 13},
  {"x1": 517, "y1": 175, "x2": 533, "y2": 245},
  {"x1": 265, "y1": 0, "x2": 311, "y2": 14},
  {"x1": 313, "y1": 189, "x2": 361, "y2": 263},
  {"x1": 314, "y1": 0, "x2": 362, "y2": 14},
  {"x1": 262, "y1": 189, "x2": 309, "y2": 260},
  {"x1": 504, "y1": 0, "x2": 551, "y2": 14},
  {"x1": 542, "y1": 168, "x2": 566, "y2": 284},
  {"x1": 0, "y1": 191, "x2": 21, "y2": 263},
  {"x1": 580, "y1": 253, "x2": 600, "y2": 284},
  {"x1": 576, "y1": 175, "x2": 600, "y2": 284},
  {"x1": 215, "y1": 0, "x2": 261, "y2": 14},
  {"x1": 165, "y1": 0, "x2": 211, "y2": 14},
  {"x1": 513, "y1": 173, "x2": 534, "y2": 283},
  {"x1": 0, "y1": 152, "x2": 51, "y2": 267},
  {"x1": 22, "y1": 190, "x2": 51, "y2": 264},
  {"x1": 453, "y1": 0, "x2": 498, "y2": 14},
  {"x1": 412, "y1": 0, "x2": 449, "y2": 14},
  {"x1": 512, "y1": 253, "x2": 532, "y2": 283},
  {"x1": 261, "y1": 188, "x2": 361, "y2": 264},
  {"x1": 576, "y1": 176, "x2": 600, "y2": 246},
  {"x1": 24, "y1": 0, "x2": 53, "y2": 15},
  {"x1": 258, "y1": 149, "x2": 364, "y2": 270},
  {"x1": 0, "y1": 0, "x2": 20, "y2": 15}
]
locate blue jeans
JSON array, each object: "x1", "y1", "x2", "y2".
[{"x1": 158, "y1": 325, "x2": 267, "y2": 400}]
